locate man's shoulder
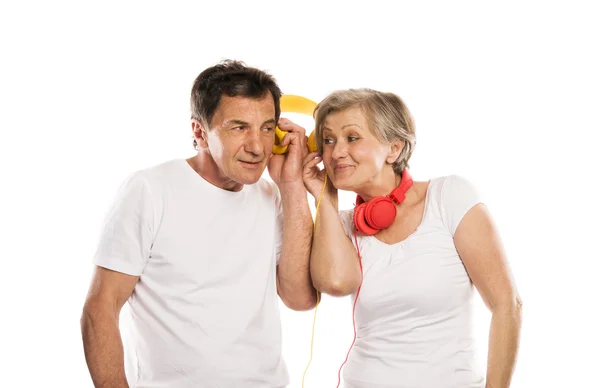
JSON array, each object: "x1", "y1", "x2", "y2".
[
  {"x1": 247, "y1": 178, "x2": 281, "y2": 208},
  {"x1": 252, "y1": 178, "x2": 279, "y2": 195},
  {"x1": 136, "y1": 159, "x2": 185, "y2": 178},
  {"x1": 124, "y1": 159, "x2": 187, "y2": 188},
  {"x1": 115, "y1": 159, "x2": 188, "y2": 200}
]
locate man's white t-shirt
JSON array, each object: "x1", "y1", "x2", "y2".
[
  {"x1": 93, "y1": 159, "x2": 289, "y2": 388},
  {"x1": 339, "y1": 175, "x2": 486, "y2": 388}
]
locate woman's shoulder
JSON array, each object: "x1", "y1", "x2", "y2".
[
  {"x1": 424, "y1": 174, "x2": 478, "y2": 199},
  {"x1": 425, "y1": 174, "x2": 482, "y2": 234}
]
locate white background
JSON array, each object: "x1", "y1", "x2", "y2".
[{"x1": 1, "y1": 1, "x2": 599, "y2": 387}]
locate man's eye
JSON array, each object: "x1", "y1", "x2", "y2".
[
  {"x1": 263, "y1": 127, "x2": 275, "y2": 132},
  {"x1": 233, "y1": 126, "x2": 244, "y2": 131}
]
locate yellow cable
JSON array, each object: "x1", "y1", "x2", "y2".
[{"x1": 302, "y1": 173, "x2": 328, "y2": 388}]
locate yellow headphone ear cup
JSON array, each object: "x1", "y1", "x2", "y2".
[
  {"x1": 273, "y1": 95, "x2": 319, "y2": 155},
  {"x1": 307, "y1": 131, "x2": 318, "y2": 153},
  {"x1": 272, "y1": 126, "x2": 289, "y2": 154},
  {"x1": 275, "y1": 125, "x2": 287, "y2": 143}
]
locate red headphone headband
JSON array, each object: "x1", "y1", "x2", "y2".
[
  {"x1": 388, "y1": 170, "x2": 413, "y2": 204},
  {"x1": 356, "y1": 170, "x2": 413, "y2": 205},
  {"x1": 354, "y1": 170, "x2": 414, "y2": 235}
]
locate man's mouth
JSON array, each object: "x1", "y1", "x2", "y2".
[{"x1": 239, "y1": 160, "x2": 263, "y2": 168}]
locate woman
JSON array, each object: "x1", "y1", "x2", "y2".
[{"x1": 303, "y1": 89, "x2": 522, "y2": 388}]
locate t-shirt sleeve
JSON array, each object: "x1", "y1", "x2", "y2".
[
  {"x1": 338, "y1": 209, "x2": 356, "y2": 239},
  {"x1": 440, "y1": 175, "x2": 483, "y2": 236},
  {"x1": 92, "y1": 172, "x2": 155, "y2": 276}
]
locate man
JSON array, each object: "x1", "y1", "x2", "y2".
[{"x1": 80, "y1": 60, "x2": 316, "y2": 388}]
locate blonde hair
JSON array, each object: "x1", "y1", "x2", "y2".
[{"x1": 314, "y1": 88, "x2": 416, "y2": 174}]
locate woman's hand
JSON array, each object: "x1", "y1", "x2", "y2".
[{"x1": 302, "y1": 151, "x2": 337, "y2": 206}]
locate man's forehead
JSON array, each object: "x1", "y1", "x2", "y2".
[
  {"x1": 219, "y1": 92, "x2": 273, "y2": 105},
  {"x1": 217, "y1": 95, "x2": 274, "y2": 115}
]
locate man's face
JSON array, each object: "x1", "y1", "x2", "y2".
[{"x1": 200, "y1": 93, "x2": 277, "y2": 187}]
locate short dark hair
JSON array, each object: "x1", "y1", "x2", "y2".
[{"x1": 190, "y1": 60, "x2": 282, "y2": 149}]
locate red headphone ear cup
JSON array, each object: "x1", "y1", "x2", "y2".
[
  {"x1": 354, "y1": 203, "x2": 380, "y2": 236},
  {"x1": 364, "y1": 197, "x2": 397, "y2": 230}
]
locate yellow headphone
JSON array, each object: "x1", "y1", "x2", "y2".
[{"x1": 273, "y1": 94, "x2": 319, "y2": 154}]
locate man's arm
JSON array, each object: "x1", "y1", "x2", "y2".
[
  {"x1": 276, "y1": 182, "x2": 317, "y2": 311},
  {"x1": 81, "y1": 266, "x2": 138, "y2": 388},
  {"x1": 269, "y1": 118, "x2": 317, "y2": 311}
]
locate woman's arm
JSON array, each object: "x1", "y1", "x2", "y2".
[
  {"x1": 454, "y1": 204, "x2": 523, "y2": 388},
  {"x1": 303, "y1": 152, "x2": 361, "y2": 296},
  {"x1": 310, "y1": 196, "x2": 362, "y2": 296}
]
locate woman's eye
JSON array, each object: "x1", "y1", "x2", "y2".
[
  {"x1": 323, "y1": 138, "x2": 334, "y2": 144},
  {"x1": 348, "y1": 136, "x2": 359, "y2": 142}
]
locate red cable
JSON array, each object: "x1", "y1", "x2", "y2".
[{"x1": 336, "y1": 229, "x2": 364, "y2": 388}]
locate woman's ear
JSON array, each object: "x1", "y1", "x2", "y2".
[{"x1": 387, "y1": 140, "x2": 405, "y2": 164}]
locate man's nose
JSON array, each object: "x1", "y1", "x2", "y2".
[{"x1": 244, "y1": 128, "x2": 264, "y2": 156}]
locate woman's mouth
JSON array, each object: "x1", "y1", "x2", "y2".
[{"x1": 334, "y1": 164, "x2": 354, "y2": 172}]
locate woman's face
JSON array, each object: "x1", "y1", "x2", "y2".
[{"x1": 321, "y1": 107, "x2": 393, "y2": 193}]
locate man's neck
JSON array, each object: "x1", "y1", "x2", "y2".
[{"x1": 186, "y1": 152, "x2": 243, "y2": 192}]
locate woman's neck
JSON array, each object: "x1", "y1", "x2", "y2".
[{"x1": 355, "y1": 169, "x2": 403, "y2": 202}]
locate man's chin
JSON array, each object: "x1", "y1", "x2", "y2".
[{"x1": 231, "y1": 169, "x2": 265, "y2": 185}]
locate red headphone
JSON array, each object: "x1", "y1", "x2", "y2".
[{"x1": 353, "y1": 170, "x2": 414, "y2": 235}]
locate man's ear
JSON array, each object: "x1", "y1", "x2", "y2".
[
  {"x1": 192, "y1": 120, "x2": 209, "y2": 149},
  {"x1": 386, "y1": 140, "x2": 405, "y2": 164}
]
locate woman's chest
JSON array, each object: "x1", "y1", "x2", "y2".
[{"x1": 355, "y1": 229, "x2": 473, "y2": 321}]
